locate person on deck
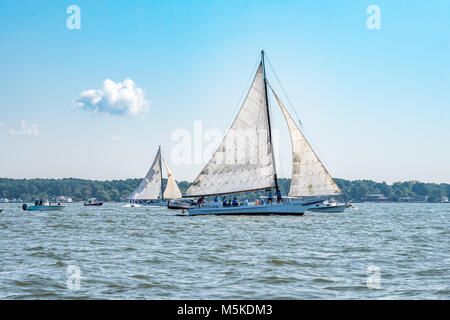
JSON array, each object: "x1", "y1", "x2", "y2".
[
  {"x1": 244, "y1": 199, "x2": 249, "y2": 206},
  {"x1": 267, "y1": 192, "x2": 273, "y2": 204},
  {"x1": 232, "y1": 198, "x2": 238, "y2": 206},
  {"x1": 197, "y1": 196, "x2": 205, "y2": 208},
  {"x1": 222, "y1": 197, "x2": 228, "y2": 207},
  {"x1": 214, "y1": 195, "x2": 218, "y2": 202},
  {"x1": 277, "y1": 190, "x2": 283, "y2": 203}
]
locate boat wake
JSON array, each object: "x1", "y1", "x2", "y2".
[{"x1": 122, "y1": 204, "x2": 143, "y2": 208}]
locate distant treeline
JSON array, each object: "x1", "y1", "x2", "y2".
[{"x1": 0, "y1": 178, "x2": 449, "y2": 202}]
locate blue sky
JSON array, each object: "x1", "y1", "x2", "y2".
[{"x1": 0, "y1": 0, "x2": 449, "y2": 183}]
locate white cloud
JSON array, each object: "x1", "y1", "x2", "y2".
[
  {"x1": 112, "y1": 136, "x2": 120, "y2": 141},
  {"x1": 74, "y1": 78, "x2": 150, "y2": 116},
  {"x1": 0, "y1": 122, "x2": 4, "y2": 128},
  {"x1": 10, "y1": 120, "x2": 39, "y2": 137}
]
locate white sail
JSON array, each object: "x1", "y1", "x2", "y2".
[
  {"x1": 128, "y1": 147, "x2": 163, "y2": 200},
  {"x1": 271, "y1": 88, "x2": 342, "y2": 197},
  {"x1": 163, "y1": 159, "x2": 182, "y2": 199},
  {"x1": 185, "y1": 64, "x2": 276, "y2": 197}
]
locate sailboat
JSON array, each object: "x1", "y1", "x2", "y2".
[
  {"x1": 127, "y1": 146, "x2": 182, "y2": 206},
  {"x1": 185, "y1": 51, "x2": 345, "y2": 216}
]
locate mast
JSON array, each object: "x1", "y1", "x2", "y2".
[
  {"x1": 159, "y1": 145, "x2": 164, "y2": 200},
  {"x1": 261, "y1": 50, "x2": 280, "y2": 194}
]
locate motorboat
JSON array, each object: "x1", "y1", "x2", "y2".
[
  {"x1": 22, "y1": 203, "x2": 65, "y2": 211},
  {"x1": 306, "y1": 200, "x2": 348, "y2": 213},
  {"x1": 84, "y1": 198, "x2": 103, "y2": 206}
]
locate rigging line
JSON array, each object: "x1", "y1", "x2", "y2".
[
  {"x1": 160, "y1": 149, "x2": 168, "y2": 179},
  {"x1": 160, "y1": 148, "x2": 179, "y2": 183},
  {"x1": 223, "y1": 55, "x2": 261, "y2": 136},
  {"x1": 264, "y1": 53, "x2": 303, "y2": 126},
  {"x1": 266, "y1": 86, "x2": 285, "y2": 180},
  {"x1": 267, "y1": 82, "x2": 293, "y2": 180},
  {"x1": 187, "y1": 56, "x2": 261, "y2": 189},
  {"x1": 265, "y1": 55, "x2": 339, "y2": 180},
  {"x1": 189, "y1": 56, "x2": 261, "y2": 192}
]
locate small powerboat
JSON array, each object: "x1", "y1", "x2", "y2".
[
  {"x1": 22, "y1": 203, "x2": 65, "y2": 211},
  {"x1": 0, "y1": 208, "x2": 3, "y2": 213},
  {"x1": 168, "y1": 200, "x2": 195, "y2": 210},
  {"x1": 84, "y1": 198, "x2": 103, "y2": 206},
  {"x1": 306, "y1": 200, "x2": 347, "y2": 213}
]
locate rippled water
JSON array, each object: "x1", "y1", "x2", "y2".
[{"x1": 0, "y1": 202, "x2": 448, "y2": 299}]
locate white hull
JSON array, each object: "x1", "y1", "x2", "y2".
[{"x1": 188, "y1": 202, "x2": 312, "y2": 216}]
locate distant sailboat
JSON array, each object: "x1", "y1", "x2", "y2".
[
  {"x1": 84, "y1": 198, "x2": 103, "y2": 206},
  {"x1": 186, "y1": 51, "x2": 346, "y2": 215},
  {"x1": 127, "y1": 146, "x2": 182, "y2": 206}
]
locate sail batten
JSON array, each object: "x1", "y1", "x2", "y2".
[
  {"x1": 184, "y1": 64, "x2": 277, "y2": 197},
  {"x1": 271, "y1": 87, "x2": 342, "y2": 197},
  {"x1": 128, "y1": 147, "x2": 163, "y2": 200}
]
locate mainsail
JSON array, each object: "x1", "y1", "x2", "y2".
[
  {"x1": 163, "y1": 159, "x2": 182, "y2": 199},
  {"x1": 184, "y1": 63, "x2": 277, "y2": 197},
  {"x1": 128, "y1": 146, "x2": 163, "y2": 200},
  {"x1": 271, "y1": 87, "x2": 342, "y2": 197}
]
